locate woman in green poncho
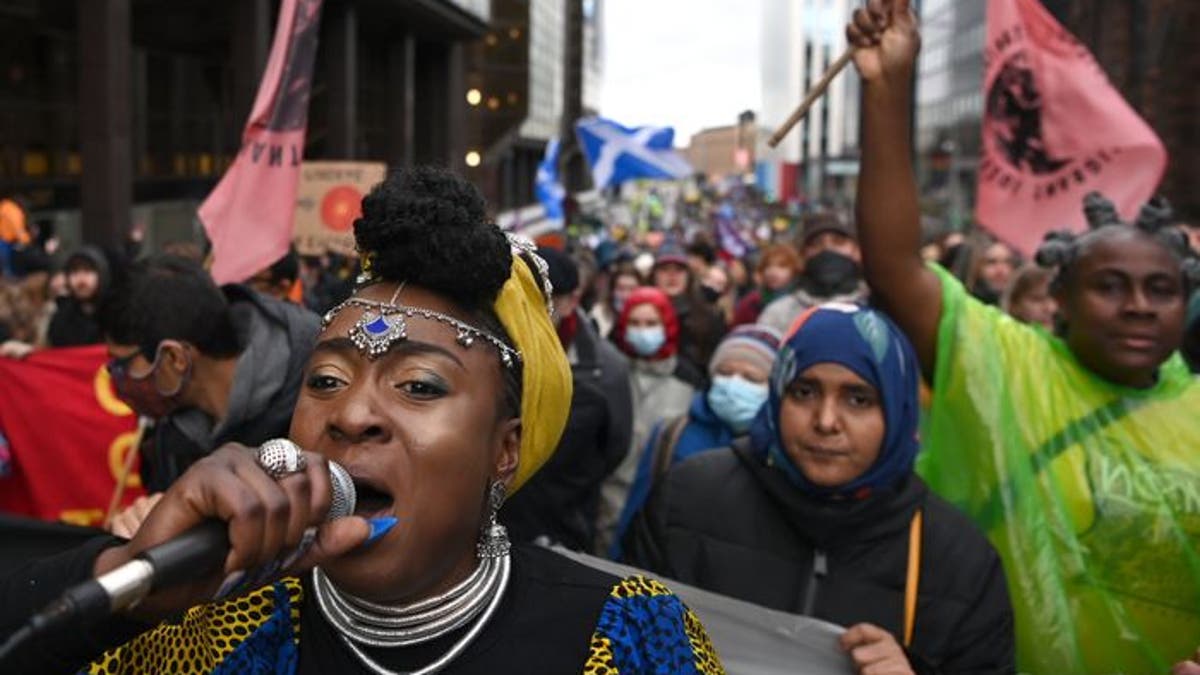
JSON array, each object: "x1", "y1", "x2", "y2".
[{"x1": 846, "y1": 1, "x2": 1200, "y2": 672}]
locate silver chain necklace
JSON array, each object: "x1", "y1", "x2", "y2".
[{"x1": 311, "y1": 523, "x2": 512, "y2": 675}]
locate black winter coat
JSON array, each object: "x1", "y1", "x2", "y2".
[
  {"x1": 625, "y1": 443, "x2": 1014, "y2": 674},
  {"x1": 503, "y1": 310, "x2": 633, "y2": 551}
]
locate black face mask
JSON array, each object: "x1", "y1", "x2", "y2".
[
  {"x1": 802, "y1": 250, "x2": 862, "y2": 298},
  {"x1": 700, "y1": 285, "x2": 722, "y2": 304}
]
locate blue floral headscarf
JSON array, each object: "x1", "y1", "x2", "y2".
[{"x1": 749, "y1": 302, "x2": 921, "y2": 498}]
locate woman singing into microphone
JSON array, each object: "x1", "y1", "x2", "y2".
[{"x1": 1, "y1": 168, "x2": 723, "y2": 675}]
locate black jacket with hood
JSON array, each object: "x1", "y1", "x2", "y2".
[
  {"x1": 47, "y1": 246, "x2": 111, "y2": 348},
  {"x1": 625, "y1": 442, "x2": 1015, "y2": 674},
  {"x1": 502, "y1": 308, "x2": 633, "y2": 551},
  {"x1": 141, "y1": 286, "x2": 319, "y2": 492}
]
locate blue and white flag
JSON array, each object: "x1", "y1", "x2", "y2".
[
  {"x1": 715, "y1": 203, "x2": 753, "y2": 259},
  {"x1": 535, "y1": 137, "x2": 566, "y2": 225},
  {"x1": 574, "y1": 117, "x2": 693, "y2": 189}
]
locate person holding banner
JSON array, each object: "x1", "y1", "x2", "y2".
[{"x1": 845, "y1": 0, "x2": 1200, "y2": 671}]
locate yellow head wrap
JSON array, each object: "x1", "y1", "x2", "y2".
[{"x1": 493, "y1": 248, "x2": 573, "y2": 492}]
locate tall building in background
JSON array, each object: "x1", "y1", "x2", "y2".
[
  {"x1": 686, "y1": 111, "x2": 767, "y2": 185},
  {"x1": 913, "y1": 0, "x2": 986, "y2": 231},
  {"x1": 468, "y1": 0, "x2": 601, "y2": 210},
  {"x1": 0, "y1": 0, "x2": 488, "y2": 251},
  {"x1": 520, "y1": 0, "x2": 566, "y2": 144},
  {"x1": 759, "y1": 0, "x2": 859, "y2": 207},
  {"x1": 581, "y1": 0, "x2": 604, "y2": 116}
]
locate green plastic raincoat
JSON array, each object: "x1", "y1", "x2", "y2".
[{"x1": 918, "y1": 265, "x2": 1200, "y2": 673}]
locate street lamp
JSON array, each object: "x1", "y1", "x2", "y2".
[
  {"x1": 466, "y1": 89, "x2": 482, "y2": 106},
  {"x1": 465, "y1": 151, "x2": 482, "y2": 168}
]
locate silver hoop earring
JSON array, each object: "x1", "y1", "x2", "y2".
[{"x1": 477, "y1": 480, "x2": 510, "y2": 559}]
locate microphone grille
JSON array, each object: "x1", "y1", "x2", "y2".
[{"x1": 326, "y1": 461, "x2": 357, "y2": 520}]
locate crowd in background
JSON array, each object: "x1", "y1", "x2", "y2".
[{"x1": 3, "y1": 175, "x2": 1200, "y2": 672}]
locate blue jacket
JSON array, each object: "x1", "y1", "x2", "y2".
[{"x1": 610, "y1": 392, "x2": 736, "y2": 559}]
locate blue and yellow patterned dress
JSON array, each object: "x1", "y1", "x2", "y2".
[{"x1": 84, "y1": 545, "x2": 722, "y2": 674}]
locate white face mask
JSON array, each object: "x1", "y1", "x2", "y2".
[{"x1": 625, "y1": 326, "x2": 667, "y2": 357}]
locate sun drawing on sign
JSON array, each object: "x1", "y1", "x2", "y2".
[{"x1": 321, "y1": 185, "x2": 365, "y2": 232}]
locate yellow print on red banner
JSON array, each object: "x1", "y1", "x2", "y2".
[{"x1": 56, "y1": 365, "x2": 141, "y2": 525}]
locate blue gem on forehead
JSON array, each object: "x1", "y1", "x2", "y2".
[
  {"x1": 349, "y1": 310, "x2": 408, "y2": 359},
  {"x1": 364, "y1": 315, "x2": 391, "y2": 335}
]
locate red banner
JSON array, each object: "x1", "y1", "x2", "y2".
[
  {"x1": 976, "y1": 0, "x2": 1166, "y2": 256},
  {"x1": 0, "y1": 346, "x2": 143, "y2": 526}
]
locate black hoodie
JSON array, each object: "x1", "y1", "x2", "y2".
[{"x1": 46, "y1": 246, "x2": 111, "y2": 347}]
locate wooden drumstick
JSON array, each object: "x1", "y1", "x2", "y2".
[{"x1": 767, "y1": 47, "x2": 856, "y2": 149}]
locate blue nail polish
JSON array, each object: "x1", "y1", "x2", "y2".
[
  {"x1": 213, "y1": 570, "x2": 246, "y2": 600},
  {"x1": 365, "y1": 516, "x2": 398, "y2": 544}
]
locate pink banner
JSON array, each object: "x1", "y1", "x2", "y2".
[
  {"x1": 975, "y1": 0, "x2": 1166, "y2": 256},
  {"x1": 200, "y1": 0, "x2": 324, "y2": 284}
]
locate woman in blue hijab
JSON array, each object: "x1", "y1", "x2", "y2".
[{"x1": 625, "y1": 304, "x2": 1015, "y2": 675}]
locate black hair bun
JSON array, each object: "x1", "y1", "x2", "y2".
[
  {"x1": 1182, "y1": 257, "x2": 1200, "y2": 288},
  {"x1": 1083, "y1": 192, "x2": 1120, "y2": 230},
  {"x1": 1134, "y1": 195, "x2": 1173, "y2": 234},
  {"x1": 353, "y1": 167, "x2": 512, "y2": 309},
  {"x1": 1035, "y1": 230, "x2": 1075, "y2": 268}
]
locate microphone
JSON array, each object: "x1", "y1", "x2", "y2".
[{"x1": 19, "y1": 455, "x2": 356, "y2": 638}]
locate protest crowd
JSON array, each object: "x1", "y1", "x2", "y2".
[{"x1": 1, "y1": 1, "x2": 1200, "y2": 674}]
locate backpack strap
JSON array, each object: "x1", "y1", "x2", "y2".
[
  {"x1": 650, "y1": 415, "x2": 689, "y2": 484},
  {"x1": 903, "y1": 508, "x2": 923, "y2": 647}
]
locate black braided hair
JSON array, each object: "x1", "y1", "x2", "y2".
[
  {"x1": 351, "y1": 166, "x2": 522, "y2": 417},
  {"x1": 1035, "y1": 191, "x2": 1200, "y2": 294}
]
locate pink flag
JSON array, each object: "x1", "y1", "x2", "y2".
[
  {"x1": 975, "y1": 0, "x2": 1167, "y2": 256},
  {"x1": 199, "y1": 0, "x2": 324, "y2": 284}
]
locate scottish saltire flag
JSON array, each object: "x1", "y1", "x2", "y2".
[
  {"x1": 535, "y1": 138, "x2": 565, "y2": 224},
  {"x1": 574, "y1": 117, "x2": 693, "y2": 189}
]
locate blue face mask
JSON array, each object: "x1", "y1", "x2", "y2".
[
  {"x1": 707, "y1": 374, "x2": 769, "y2": 433},
  {"x1": 625, "y1": 326, "x2": 666, "y2": 357}
]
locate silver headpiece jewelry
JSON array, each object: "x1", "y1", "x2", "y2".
[
  {"x1": 321, "y1": 283, "x2": 522, "y2": 367},
  {"x1": 505, "y1": 232, "x2": 555, "y2": 315},
  {"x1": 333, "y1": 234, "x2": 556, "y2": 366}
]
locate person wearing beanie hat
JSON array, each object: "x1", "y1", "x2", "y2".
[
  {"x1": 759, "y1": 212, "x2": 869, "y2": 336},
  {"x1": 800, "y1": 212, "x2": 859, "y2": 261},
  {"x1": 503, "y1": 247, "x2": 635, "y2": 553},
  {"x1": 608, "y1": 324, "x2": 782, "y2": 560}
]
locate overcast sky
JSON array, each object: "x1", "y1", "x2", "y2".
[{"x1": 600, "y1": 0, "x2": 762, "y2": 146}]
